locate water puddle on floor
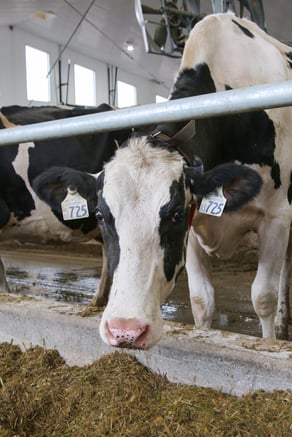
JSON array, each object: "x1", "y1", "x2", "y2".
[{"x1": 0, "y1": 243, "x2": 290, "y2": 339}]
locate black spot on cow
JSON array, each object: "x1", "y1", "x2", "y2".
[
  {"x1": 0, "y1": 144, "x2": 35, "y2": 225},
  {"x1": 96, "y1": 191, "x2": 120, "y2": 280},
  {"x1": 156, "y1": 64, "x2": 276, "y2": 171},
  {"x1": 171, "y1": 65, "x2": 216, "y2": 100},
  {"x1": 1, "y1": 103, "x2": 113, "y2": 124},
  {"x1": 271, "y1": 160, "x2": 281, "y2": 189},
  {"x1": 156, "y1": 65, "x2": 216, "y2": 140},
  {"x1": 159, "y1": 176, "x2": 188, "y2": 282},
  {"x1": 0, "y1": 111, "x2": 35, "y2": 224},
  {"x1": 232, "y1": 19, "x2": 255, "y2": 38},
  {"x1": 286, "y1": 52, "x2": 292, "y2": 69},
  {"x1": 287, "y1": 170, "x2": 292, "y2": 204}
]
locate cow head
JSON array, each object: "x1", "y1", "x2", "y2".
[{"x1": 33, "y1": 134, "x2": 262, "y2": 349}]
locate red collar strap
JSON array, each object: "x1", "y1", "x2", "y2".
[{"x1": 188, "y1": 202, "x2": 196, "y2": 228}]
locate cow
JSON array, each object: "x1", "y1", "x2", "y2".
[
  {"x1": 33, "y1": 12, "x2": 292, "y2": 348},
  {"x1": 0, "y1": 103, "x2": 132, "y2": 305},
  {"x1": 163, "y1": 12, "x2": 292, "y2": 341}
]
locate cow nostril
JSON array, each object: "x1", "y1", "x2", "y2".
[{"x1": 106, "y1": 320, "x2": 149, "y2": 349}]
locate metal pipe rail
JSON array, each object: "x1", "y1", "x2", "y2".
[{"x1": 0, "y1": 80, "x2": 292, "y2": 147}]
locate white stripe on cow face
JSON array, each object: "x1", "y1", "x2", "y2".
[{"x1": 98, "y1": 136, "x2": 192, "y2": 349}]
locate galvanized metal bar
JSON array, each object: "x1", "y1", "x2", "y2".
[{"x1": 0, "y1": 80, "x2": 292, "y2": 146}]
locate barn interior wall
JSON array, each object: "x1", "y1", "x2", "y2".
[{"x1": 0, "y1": 25, "x2": 169, "y2": 108}]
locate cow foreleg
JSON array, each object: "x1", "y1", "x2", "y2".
[
  {"x1": 0, "y1": 256, "x2": 10, "y2": 293},
  {"x1": 90, "y1": 245, "x2": 111, "y2": 307},
  {"x1": 186, "y1": 227, "x2": 215, "y2": 327},
  {"x1": 275, "y1": 229, "x2": 292, "y2": 340},
  {"x1": 252, "y1": 220, "x2": 290, "y2": 339}
]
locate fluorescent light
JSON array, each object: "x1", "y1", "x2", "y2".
[
  {"x1": 33, "y1": 11, "x2": 56, "y2": 20},
  {"x1": 126, "y1": 42, "x2": 135, "y2": 52}
]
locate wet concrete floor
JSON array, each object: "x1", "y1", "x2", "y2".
[{"x1": 0, "y1": 241, "x2": 290, "y2": 339}]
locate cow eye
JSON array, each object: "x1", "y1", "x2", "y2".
[
  {"x1": 95, "y1": 209, "x2": 104, "y2": 223},
  {"x1": 172, "y1": 209, "x2": 184, "y2": 223}
]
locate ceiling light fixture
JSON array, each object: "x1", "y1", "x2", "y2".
[
  {"x1": 126, "y1": 42, "x2": 135, "y2": 52},
  {"x1": 33, "y1": 10, "x2": 56, "y2": 21}
]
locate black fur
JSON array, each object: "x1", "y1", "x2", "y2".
[
  {"x1": 232, "y1": 19, "x2": 254, "y2": 38},
  {"x1": 159, "y1": 176, "x2": 188, "y2": 281},
  {"x1": 32, "y1": 166, "x2": 98, "y2": 233},
  {"x1": 157, "y1": 65, "x2": 277, "y2": 180},
  {"x1": 287, "y1": 170, "x2": 292, "y2": 204},
  {"x1": 286, "y1": 52, "x2": 292, "y2": 69},
  {"x1": 186, "y1": 162, "x2": 263, "y2": 212},
  {"x1": 96, "y1": 191, "x2": 120, "y2": 279},
  {"x1": 271, "y1": 161, "x2": 281, "y2": 189}
]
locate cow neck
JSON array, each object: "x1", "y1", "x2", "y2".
[{"x1": 151, "y1": 119, "x2": 196, "y2": 166}]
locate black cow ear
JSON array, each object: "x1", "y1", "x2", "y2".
[
  {"x1": 187, "y1": 163, "x2": 262, "y2": 212},
  {"x1": 32, "y1": 166, "x2": 97, "y2": 214}
]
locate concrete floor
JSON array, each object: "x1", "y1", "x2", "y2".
[{"x1": 0, "y1": 241, "x2": 281, "y2": 339}]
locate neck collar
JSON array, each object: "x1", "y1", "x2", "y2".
[{"x1": 151, "y1": 120, "x2": 196, "y2": 165}]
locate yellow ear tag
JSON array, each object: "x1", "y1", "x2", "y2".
[
  {"x1": 61, "y1": 187, "x2": 89, "y2": 220},
  {"x1": 199, "y1": 186, "x2": 226, "y2": 217}
]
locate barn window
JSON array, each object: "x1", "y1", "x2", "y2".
[
  {"x1": 117, "y1": 80, "x2": 137, "y2": 108},
  {"x1": 74, "y1": 64, "x2": 96, "y2": 106},
  {"x1": 156, "y1": 95, "x2": 167, "y2": 103},
  {"x1": 25, "y1": 45, "x2": 50, "y2": 102}
]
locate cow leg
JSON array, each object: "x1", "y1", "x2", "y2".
[
  {"x1": 90, "y1": 245, "x2": 111, "y2": 307},
  {"x1": 275, "y1": 229, "x2": 292, "y2": 340},
  {"x1": 186, "y1": 227, "x2": 215, "y2": 327},
  {"x1": 251, "y1": 220, "x2": 290, "y2": 339},
  {"x1": 0, "y1": 257, "x2": 10, "y2": 293}
]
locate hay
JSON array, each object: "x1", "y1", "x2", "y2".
[{"x1": 0, "y1": 343, "x2": 291, "y2": 436}]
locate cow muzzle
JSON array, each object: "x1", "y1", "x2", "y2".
[{"x1": 103, "y1": 318, "x2": 150, "y2": 349}]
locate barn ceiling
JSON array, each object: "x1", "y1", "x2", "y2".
[{"x1": 0, "y1": 0, "x2": 291, "y2": 93}]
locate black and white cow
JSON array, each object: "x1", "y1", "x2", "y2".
[
  {"x1": 33, "y1": 12, "x2": 292, "y2": 348},
  {"x1": 0, "y1": 103, "x2": 131, "y2": 303},
  {"x1": 163, "y1": 12, "x2": 292, "y2": 341}
]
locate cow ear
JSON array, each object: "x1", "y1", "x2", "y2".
[
  {"x1": 32, "y1": 166, "x2": 97, "y2": 214},
  {"x1": 186, "y1": 163, "x2": 262, "y2": 212}
]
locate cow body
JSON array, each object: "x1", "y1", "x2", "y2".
[
  {"x1": 0, "y1": 104, "x2": 130, "y2": 304},
  {"x1": 163, "y1": 13, "x2": 292, "y2": 340}
]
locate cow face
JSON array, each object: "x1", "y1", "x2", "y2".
[
  {"x1": 96, "y1": 135, "x2": 194, "y2": 348},
  {"x1": 33, "y1": 134, "x2": 262, "y2": 349}
]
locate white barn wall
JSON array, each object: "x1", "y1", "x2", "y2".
[
  {"x1": 0, "y1": 25, "x2": 169, "y2": 108},
  {"x1": 64, "y1": 47, "x2": 109, "y2": 105},
  {"x1": 0, "y1": 27, "x2": 16, "y2": 105}
]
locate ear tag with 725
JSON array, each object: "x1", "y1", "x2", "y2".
[
  {"x1": 61, "y1": 187, "x2": 89, "y2": 220},
  {"x1": 199, "y1": 186, "x2": 226, "y2": 217}
]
